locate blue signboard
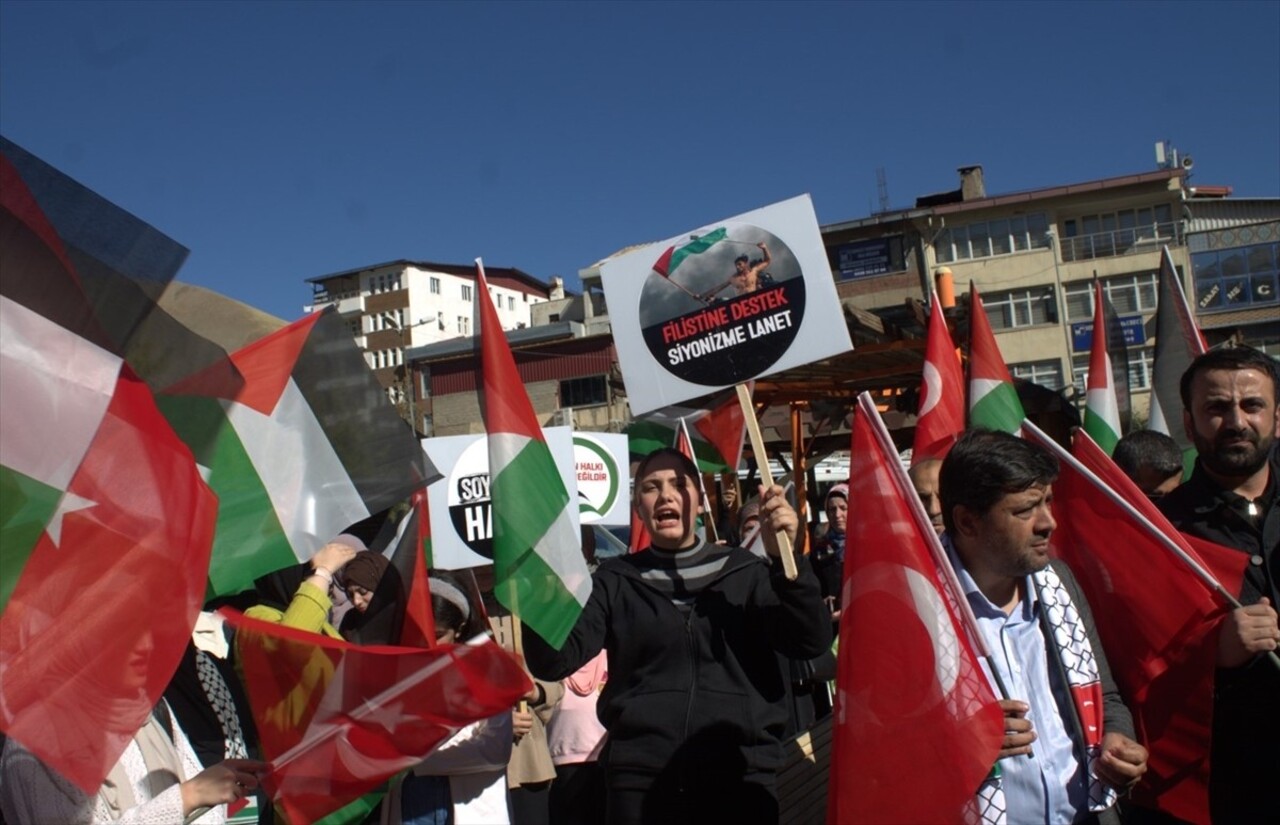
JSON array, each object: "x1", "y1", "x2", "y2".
[
  {"x1": 1070, "y1": 316, "x2": 1147, "y2": 351},
  {"x1": 837, "y1": 236, "x2": 904, "y2": 280}
]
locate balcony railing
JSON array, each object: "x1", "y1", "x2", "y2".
[{"x1": 1059, "y1": 222, "x2": 1181, "y2": 262}]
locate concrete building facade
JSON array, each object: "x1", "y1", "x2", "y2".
[{"x1": 823, "y1": 165, "x2": 1203, "y2": 425}]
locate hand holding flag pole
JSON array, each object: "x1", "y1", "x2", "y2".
[
  {"x1": 1022, "y1": 420, "x2": 1280, "y2": 672},
  {"x1": 735, "y1": 383, "x2": 796, "y2": 579}
]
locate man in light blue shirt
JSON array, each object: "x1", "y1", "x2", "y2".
[{"x1": 938, "y1": 430, "x2": 1148, "y2": 824}]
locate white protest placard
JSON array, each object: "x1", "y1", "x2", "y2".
[
  {"x1": 421, "y1": 427, "x2": 580, "y2": 570},
  {"x1": 599, "y1": 195, "x2": 852, "y2": 416},
  {"x1": 573, "y1": 432, "x2": 629, "y2": 526}
]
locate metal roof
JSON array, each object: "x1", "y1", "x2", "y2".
[{"x1": 1186, "y1": 199, "x2": 1280, "y2": 234}]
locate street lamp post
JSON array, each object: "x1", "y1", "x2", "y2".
[
  {"x1": 385, "y1": 315, "x2": 429, "y2": 435},
  {"x1": 1044, "y1": 228, "x2": 1078, "y2": 401}
]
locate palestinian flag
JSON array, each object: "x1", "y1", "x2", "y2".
[
  {"x1": 227, "y1": 608, "x2": 530, "y2": 825},
  {"x1": 1083, "y1": 280, "x2": 1124, "y2": 454},
  {"x1": 652, "y1": 227, "x2": 728, "y2": 279},
  {"x1": 967, "y1": 282, "x2": 1026, "y2": 433},
  {"x1": 912, "y1": 291, "x2": 965, "y2": 462},
  {"x1": 1, "y1": 151, "x2": 217, "y2": 792},
  {"x1": 627, "y1": 386, "x2": 748, "y2": 473},
  {"x1": 476, "y1": 258, "x2": 592, "y2": 650},
  {"x1": 390, "y1": 490, "x2": 438, "y2": 648},
  {"x1": 158, "y1": 310, "x2": 436, "y2": 598},
  {"x1": 1, "y1": 136, "x2": 241, "y2": 395},
  {"x1": 1148, "y1": 246, "x2": 1207, "y2": 475},
  {"x1": 675, "y1": 418, "x2": 713, "y2": 542}
]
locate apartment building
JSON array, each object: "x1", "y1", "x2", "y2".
[
  {"x1": 304, "y1": 259, "x2": 555, "y2": 431},
  {"x1": 822, "y1": 165, "x2": 1209, "y2": 425}
]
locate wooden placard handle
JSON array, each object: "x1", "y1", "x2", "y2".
[{"x1": 735, "y1": 384, "x2": 798, "y2": 580}]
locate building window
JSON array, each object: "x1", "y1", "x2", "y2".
[
  {"x1": 508, "y1": 296, "x2": 515, "y2": 310},
  {"x1": 1191, "y1": 242, "x2": 1279, "y2": 314},
  {"x1": 348, "y1": 319, "x2": 362, "y2": 337},
  {"x1": 936, "y1": 213, "x2": 1050, "y2": 263},
  {"x1": 430, "y1": 276, "x2": 441, "y2": 294},
  {"x1": 560, "y1": 375, "x2": 608, "y2": 407},
  {"x1": 1072, "y1": 347, "x2": 1154, "y2": 392},
  {"x1": 458, "y1": 316, "x2": 470, "y2": 335},
  {"x1": 461, "y1": 284, "x2": 473, "y2": 301},
  {"x1": 982, "y1": 285, "x2": 1058, "y2": 330},
  {"x1": 1063, "y1": 272, "x2": 1159, "y2": 322},
  {"x1": 1010, "y1": 359, "x2": 1064, "y2": 392}
]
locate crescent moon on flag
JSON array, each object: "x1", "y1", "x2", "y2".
[
  {"x1": 919, "y1": 361, "x2": 943, "y2": 417},
  {"x1": 844, "y1": 561, "x2": 960, "y2": 709}
]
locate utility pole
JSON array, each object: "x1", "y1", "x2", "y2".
[{"x1": 386, "y1": 315, "x2": 428, "y2": 435}]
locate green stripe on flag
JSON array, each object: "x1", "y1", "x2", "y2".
[
  {"x1": 492, "y1": 438, "x2": 569, "y2": 561},
  {"x1": 157, "y1": 395, "x2": 296, "y2": 596},
  {"x1": 311, "y1": 786, "x2": 388, "y2": 825},
  {"x1": 626, "y1": 421, "x2": 729, "y2": 473},
  {"x1": 0, "y1": 465, "x2": 62, "y2": 613},
  {"x1": 970, "y1": 382, "x2": 1024, "y2": 434},
  {"x1": 1083, "y1": 408, "x2": 1121, "y2": 456},
  {"x1": 491, "y1": 438, "x2": 580, "y2": 647},
  {"x1": 668, "y1": 227, "x2": 728, "y2": 275}
]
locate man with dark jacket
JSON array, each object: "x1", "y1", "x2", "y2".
[
  {"x1": 940, "y1": 430, "x2": 1147, "y2": 825},
  {"x1": 1156, "y1": 346, "x2": 1280, "y2": 824},
  {"x1": 523, "y1": 448, "x2": 830, "y2": 825}
]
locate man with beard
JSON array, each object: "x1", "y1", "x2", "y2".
[{"x1": 1157, "y1": 346, "x2": 1280, "y2": 824}]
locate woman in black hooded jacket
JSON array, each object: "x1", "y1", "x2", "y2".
[{"x1": 522, "y1": 448, "x2": 831, "y2": 825}]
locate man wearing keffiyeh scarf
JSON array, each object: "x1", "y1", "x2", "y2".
[{"x1": 939, "y1": 430, "x2": 1148, "y2": 825}]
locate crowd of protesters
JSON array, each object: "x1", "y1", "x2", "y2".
[{"x1": 1, "y1": 346, "x2": 1276, "y2": 825}]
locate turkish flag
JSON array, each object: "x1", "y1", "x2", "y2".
[
  {"x1": 912, "y1": 291, "x2": 965, "y2": 462},
  {"x1": 829, "y1": 395, "x2": 1003, "y2": 824},
  {"x1": 1028, "y1": 427, "x2": 1248, "y2": 825},
  {"x1": 1, "y1": 153, "x2": 216, "y2": 792},
  {"x1": 228, "y1": 609, "x2": 531, "y2": 825}
]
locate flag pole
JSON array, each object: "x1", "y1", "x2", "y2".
[
  {"x1": 1022, "y1": 420, "x2": 1280, "y2": 672},
  {"x1": 855, "y1": 394, "x2": 1007, "y2": 693},
  {"x1": 676, "y1": 417, "x2": 719, "y2": 543},
  {"x1": 857, "y1": 393, "x2": 1018, "y2": 702},
  {"x1": 736, "y1": 383, "x2": 797, "y2": 579},
  {"x1": 653, "y1": 269, "x2": 711, "y2": 303}
]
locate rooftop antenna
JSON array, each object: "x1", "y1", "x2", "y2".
[
  {"x1": 876, "y1": 166, "x2": 890, "y2": 213},
  {"x1": 1155, "y1": 140, "x2": 1194, "y2": 174}
]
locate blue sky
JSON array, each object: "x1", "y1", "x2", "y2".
[{"x1": 2, "y1": 1, "x2": 1277, "y2": 322}]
